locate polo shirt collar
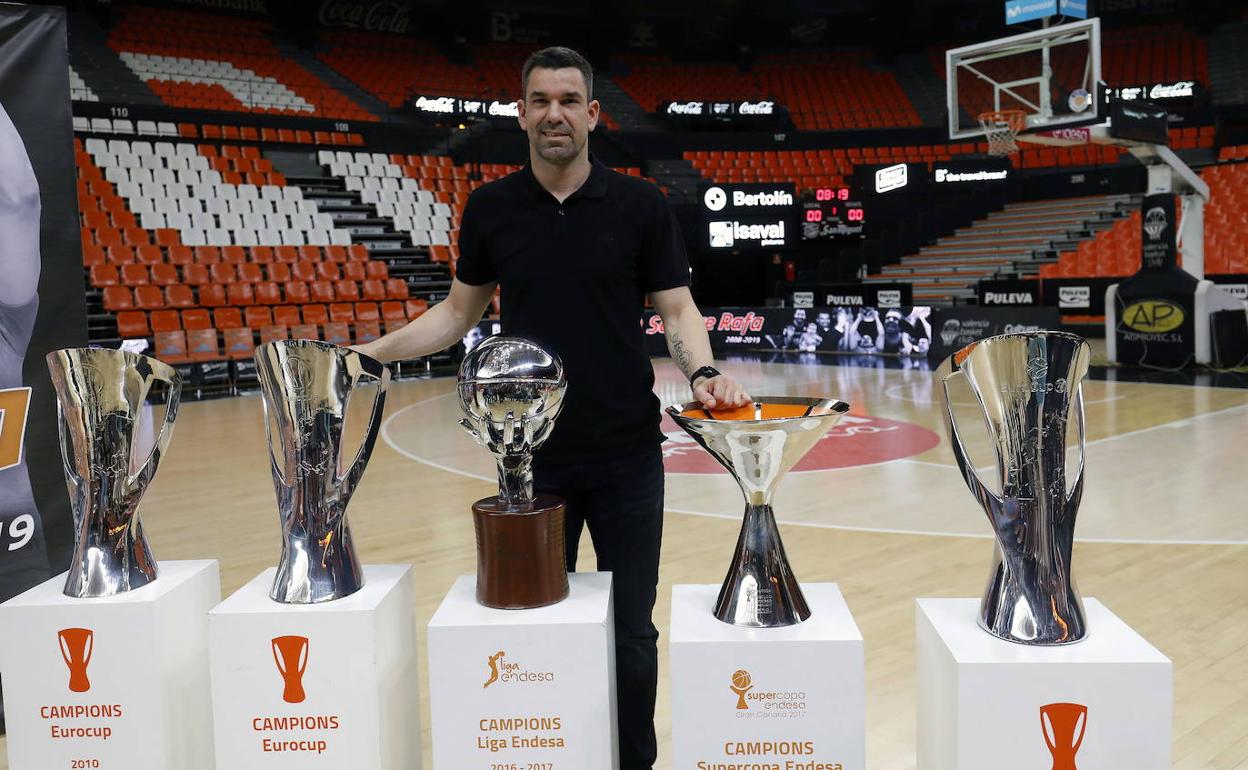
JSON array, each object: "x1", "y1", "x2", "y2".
[{"x1": 521, "y1": 153, "x2": 609, "y2": 202}]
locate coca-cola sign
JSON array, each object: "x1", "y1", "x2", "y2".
[{"x1": 318, "y1": 0, "x2": 411, "y2": 34}]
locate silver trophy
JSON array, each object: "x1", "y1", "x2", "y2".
[
  {"x1": 255, "y1": 340, "x2": 389, "y2": 604},
  {"x1": 457, "y1": 336, "x2": 569, "y2": 608},
  {"x1": 47, "y1": 348, "x2": 182, "y2": 598},
  {"x1": 937, "y1": 331, "x2": 1091, "y2": 645},
  {"x1": 666, "y1": 398, "x2": 850, "y2": 627}
]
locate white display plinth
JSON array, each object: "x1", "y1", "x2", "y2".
[
  {"x1": 208, "y1": 564, "x2": 421, "y2": 770},
  {"x1": 0, "y1": 559, "x2": 220, "y2": 770},
  {"x1": 916, "y1": 597, "x2": 1172, "y2": 770},
  {"x1": 427, "y1": 572, "x2": 617, "y2": 770},
  {"x1": 670, "y1": 583, "x2": 865, "y2": 770}
]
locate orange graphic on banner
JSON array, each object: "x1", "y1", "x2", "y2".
[
  {"x1": 1041, "y1": 702, "x2": 1087, "y2": 770},
  {"x1": 729, "y1": 670, "x2": 753, "y2": 710},
  {"x1": 0, "y1": 387, "x2": 33, "y2": 471},
  {"x1": 483, "y1": 650, "x2": 506, "y2": 689},
  {"x1": 58, "y1": 628, "x2": 94, "y2": 693},
  {"x1": 272, "y1": 636, "x2": 309, "y2": 704}
]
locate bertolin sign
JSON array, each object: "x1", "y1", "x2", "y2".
[{"x1": 700, "y1": 183, "x2": 798, "y2": 251}]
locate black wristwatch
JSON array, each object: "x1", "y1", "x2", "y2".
[{"x1": 690, "y1": 365, "x2": 721, "y2": 386}]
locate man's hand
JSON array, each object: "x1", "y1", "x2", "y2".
[{"x1": 692, "y1": 373, "x2": 751, "y2": 411}]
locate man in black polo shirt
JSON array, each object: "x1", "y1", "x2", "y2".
[{"x1": 358, "y1": 46, "x2": 748, "y2": 770}]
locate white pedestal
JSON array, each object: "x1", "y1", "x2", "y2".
[
  {"x1": 427, "y1": 572, "x2": 617, "y2": 770},
  {"x1": 208, "y1": 564, "x2": 421, "y2": 770},
  {"x1": 0, "y1": 560, "x2": 220, "y2": 770},
  {"x1": 916, "y1": 597, "x2": 1172, "y2": 770},
  {"x1": 670, "y1": 583, "x2": 865, "y2": 770}
]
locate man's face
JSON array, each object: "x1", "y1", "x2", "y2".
[
  {"x1": 518, "y1": 67, "x2": 599, "y2": 166},
  {"x1": 816, "y1": 312, "x2": 831, "y2": 330}
]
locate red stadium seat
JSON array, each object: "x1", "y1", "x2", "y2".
[
  {"x1": 283, "y1": 281, "x2": 310, "y2": 304},
  {"x1": 213, "y1": 307, "x2": 244, "y2": 330},
  {"x1": 115, "y1": 310, "x2": 148, "y2": 337},
  {"x1": 291, "y1": 261, "x2": 317, "y2": 283},
  {"x1": 324, "y1": 246, "x2": 348, "y2": 264},
  {"x1": 90, "y1": 265, "x2": 120, "y2": 287},
  {"x1": 385, "y1": 278, "x2": 409, "y2": 299},
  {"x1": 342, "y1": 262, "x2": 366, "y2": 282},
  {"x1": 275, "y1": 246, "x2": 299, "y2": 264},
  {"x1": 245, "y1": 307, "x2": 273, "y2": 329},
  {"x1": 251, "y1": 246, "x2": 275, "y2": 264},
  {"x1": 166, "y1": 284, "x2": 196, "y2": 308},
  {"x1": 150, "y1": 310, "x2": 181, "y2": 334},
  {"x1": 405, "y1": 299, "x2": 428, "y2": 319},
  {"x1": 322, "y1": 322, "x2": 351, "y2": 346},
  {"x1": 194, "y1": 246, "x2": 221, "y2": 265},
  {"x1": 328, "y1": 303, "x2": 354, "y2": 323},
  {"x1": 121, "y1": 264, "x2": 150, "y2": 286},
  {"x1": 354, "y1": 320, "x2": 381, "y2": 344},
  {"x1": 315, "y1": 263, "x2": 341, "y2": 281},
  {"x1": 221, "y1": 246, "x2": 246, "y2": 265},
  {"x1": 187, "y1": 329, "x2": 220, "y2": 362},
  {"x1": 182, "y1": 308, "x2": 212, "y2": 331},
  {"x1": 223, "y1": 328, "x2": 255, "y2": 360},
  {"x1": 227, "y1": 283, "x2": 255, "y2": 306},
  {"x1": 135, "y1": 244, "x2": 164, "y2": 265},
  {"x1": 364, "y1": 261, "x2": 388, "y2": 280},
  {"x1": 302, "y1": 305, "x2": 329, "y2": 325},
  {"x1": 210, "y1": 264, "x2": 238, "y2": 284},
  {"x1": 134, "y1": 286, "x2": 166, "y2": 310},
  {"x1": 309, "y1": 281, "x2": 336, "y2": 303},
  {"x1": 380, "y1": 301, "x2": 406, "y2": 322},
  {"x1": 260, "y1": 326, "x2": 289, "y2": 344},
  {"x1": 82, "y1": 243, "x2": 107, "y2": 267},
  {"x1": 183, "y1": 264, "x2": 211, "y2": 286},
  {"x1": 361, "y1": 280, "x2": 386, "y2": 301},
  {"x1": 354, "y1": 302, "x2": 380, "y2": 321},
  {"x1": 298, "y1": 245, "x2": 321, "y2": 263},
  {"x1": 272, "y1": 306, "x2": 302, "y2": 327},
  {"x1": 238, "y1": 264, "x2": 264, "y2": 284},
  {"x1": 348, "y1": 244, "x2": 369, "y2": 261},
  {"x1": 334, "y1": 280, "x2": 360, "y2": 301},
  {"x1": 154, "y1": 331, "x2": 189, "y2": 364},
  {"x1": 199, "y1": 284, "x2": 227, "y2": 307},
  {"x1": 103, "y1": 286, "x2": 134, "y2": 312},
  {"x1": 266, "y1": 263, "x2": 292, "y2": 283},
  {"x1": 255, "y1": 282, "x2": 282, "y2": 305},
  {"x1": 290, "y1": 323, "x2": 319, "y2": 341}
]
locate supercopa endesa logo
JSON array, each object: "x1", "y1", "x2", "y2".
[{"x1": 661, "y1": 411, "x2": 940, "y2": 472}]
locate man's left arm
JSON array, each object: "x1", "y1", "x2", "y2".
[{"x1": 650, "y1": 286, "x2": 750, "y2": 410}]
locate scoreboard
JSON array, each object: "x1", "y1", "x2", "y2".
[{"x1": 801, "y1": 186, "x2": 867, "y2": 240}]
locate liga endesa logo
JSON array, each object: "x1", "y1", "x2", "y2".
[
  {"x1": 727, "y1": 669, "x2": 807, "y2": 718},
  {"x1": 482, "y1": 650, "x2": 555, "y2": 688},
  {"x1": 662, "y1": 412, "x2": 940, "y2": 473}
]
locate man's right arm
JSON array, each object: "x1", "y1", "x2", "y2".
[{"x1": 355, "y1": 278, "x2": 496, "y2": 364}]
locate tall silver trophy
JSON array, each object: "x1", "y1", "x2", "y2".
[
  {"x1": 666, "y1": 398, "x2": 850, "y2": 627},
  {"x1": 255, "y1": 340, "x2": 389, "y2": 604},
  {"x1": 47, "y1": 348, "x2": 182, "y2": 598},
  {"x1": 457, "y1": 336, "x2": 569, "y2": 609},
  {"x1": 937, "y1": 331, "x2": 1091, "y2": 645}
]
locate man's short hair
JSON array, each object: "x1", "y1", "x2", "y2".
[{"x1": 521, "y1": 46, "x2": 593, "y2": 101}]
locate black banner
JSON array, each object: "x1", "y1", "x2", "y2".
[
  {"x1": 1110, "y1": 101, "x2": 1170, "y2": 146},
  {"x1": 0, "y1": 6, "x2": 86, "y2": 602},
  {"x1": 699, "y1": 183, "x2": 799, "y2": 252},
  {"x1": 928, "y1": 306, "x2": 1063, "y2": 362},
  {"x1": 789, "y1": 283, "x2": 912, "y2": 309}
]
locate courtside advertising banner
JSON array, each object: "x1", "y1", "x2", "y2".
[{"x1": 0, "y1": 5, "x2": 86, "y2": 609}]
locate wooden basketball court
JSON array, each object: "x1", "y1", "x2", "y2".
[{"x1": 3, "y1": 354, "x2": 1245, "y2": 769}]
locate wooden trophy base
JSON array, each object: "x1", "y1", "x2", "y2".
[{"x1": 472, "y1": 494, "x2": 569, "y2": 609}]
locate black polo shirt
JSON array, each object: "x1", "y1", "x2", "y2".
[{"x1": 455, "y1": 156, "x2": 690, "y2": 462}]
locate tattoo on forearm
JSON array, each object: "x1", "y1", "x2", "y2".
[{"x1": 670, "y1": 331, "x2": 694, "y2": 375}]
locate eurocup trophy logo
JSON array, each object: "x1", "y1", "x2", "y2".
[
  {"x1": 272, "y1": 635, "x2": 310, "y2": 704},
  {"x1": 58, "y1": 628, "x2": 94, "y2": 693},
  {"x1": 1041, "y1": 702, "x2": 1087, "y2": 770},
  {"x1": 483, "y1": 650, "x2": 506, "y2": 689},
  {"x1": 729, "y1": 669, "x2": 753, "y2": 710}
]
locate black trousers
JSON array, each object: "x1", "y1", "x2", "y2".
[{"x1": 534, "y1": 446, "x2": 664, "y2": 770}]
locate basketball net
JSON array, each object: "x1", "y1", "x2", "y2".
[{"x1": 978, "y1": 109, "x2": 1027, "y2": 157}]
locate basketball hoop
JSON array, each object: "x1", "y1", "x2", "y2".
[{"x1": 978, "y1": 109, "x2": 1028, "y2": 156}]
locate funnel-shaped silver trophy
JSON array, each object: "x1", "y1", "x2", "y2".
[
  {"x1": 255, "y1": 340, "x2": 389, "y2": 604},
  {"x1": 666, "y1": 398, "x2": 851, "y2": 627},
  {"x1": 47, "y1": 348, "x2": 182, "y2": 598},
  {"x1": 937, "y1": 331, "x2": 1091, "y2": 645},
  {"x1": 457, "y1": 336, "x2": 569, "y2": 608}
]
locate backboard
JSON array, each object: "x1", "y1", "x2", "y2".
[{"x1": 946, "y1": 18, "x2": 1102, "y2": 143}]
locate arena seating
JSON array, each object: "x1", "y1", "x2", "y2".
[
  {"x1": 75, "y1": 137, "x2": 435, "y2": 359},
  {"x1": 613, "y1": 50, "x2": 920, "y2": 130},
  {"x1": 70, "y1": 116, "x2": 364, "y2": 147},
  {"x1": 866, "y1": 195, "x2": 1134, "y2": 303},
  {"x1": 107, "y1": 6, "x2": 374, "y2": 121},
  {"x1": 69, "y1": 65, "x2": 98, "y2": 102}
]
